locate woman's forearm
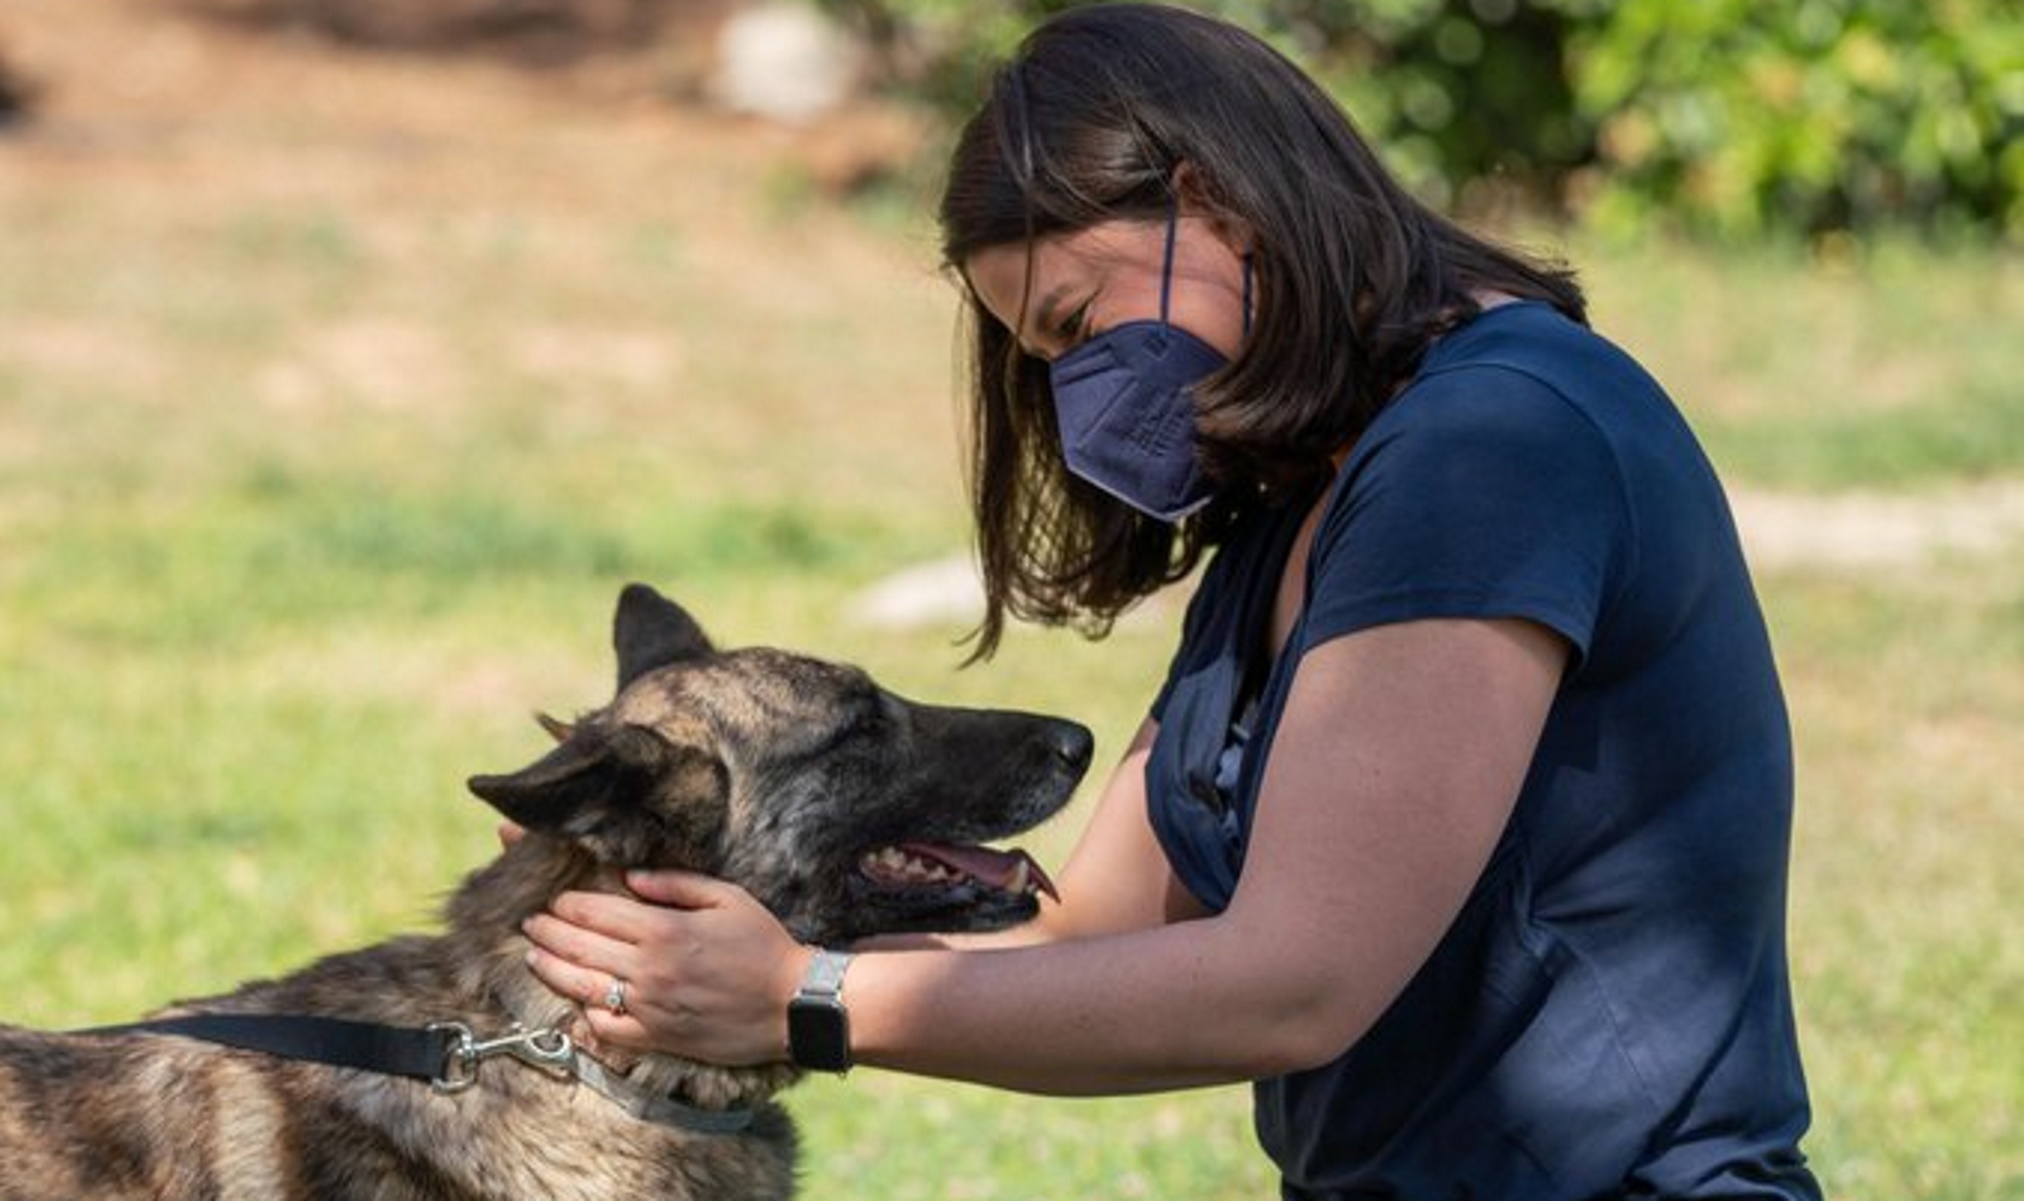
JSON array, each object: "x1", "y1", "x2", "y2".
[
  {"x1": 843, "y1": 915, "x2": 1343, "y2": 1095},
  {"x1": 852, "y1": 925, "x2": 1055, "y2": 953}
]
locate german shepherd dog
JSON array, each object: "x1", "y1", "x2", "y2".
[{"x1": 0, "y1": 584, "x2": 1092, "y2": 1199}]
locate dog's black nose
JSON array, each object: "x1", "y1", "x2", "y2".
[{"x1": 1050, "y1": 721, "x2": 1095, "y2": 774}]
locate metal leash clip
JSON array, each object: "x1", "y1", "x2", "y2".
[{"x1": 429, "y1": 1021, "x2": 576, "y2": 1093}]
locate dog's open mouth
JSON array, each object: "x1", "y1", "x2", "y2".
[{"x1": 857, "y1": 842, "x2": 1059, "y2": 903}]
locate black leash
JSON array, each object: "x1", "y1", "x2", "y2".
[
  {"x1": 75, "y1": 1011, "x2": 758, "y2": 1134},
  {"x1": 77, "y1": 1013, "x2": 466, "y2": 1085}
]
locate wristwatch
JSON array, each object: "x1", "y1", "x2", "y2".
[{"x1": 787, "y1": 948, "x2": 854, "y2": 1073}]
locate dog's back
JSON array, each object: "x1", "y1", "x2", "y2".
[
  {"x1": 0, "y1": 1028, "x2": 797, "y2": 1201},
  {"x1": 0, "y1": 844, "x2": 797, "y2": 1201}
]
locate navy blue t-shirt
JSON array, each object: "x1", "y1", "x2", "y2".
[{"x1": 1147, "y1": 303, "x2": 1820, "y2": 1199}]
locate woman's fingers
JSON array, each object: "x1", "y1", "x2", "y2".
[
  {"x1": 523, "y1": 938, "x2": 628, "y2": 1010},
  {"x1": 520, "y1": 872, "x2": 805, "y2": 1066},
  {"x1": 520, "y1": 945, "x2": 652, "y2": 1059},
  {"x1": 523, "y1": 890, "x2": 700, "y2": 1036},
  {"x1": 530, "y1": 874, "x2": 735, "y2": 951},
  {"x1": 548, "y1": 888, "x2": 663, "y2": 942},
  {"x1": 621, "y1": 868, "x2": 739, "y2": 908},
  {"x1": 523, "y1": 904, "x2": 632, "y2": 971},
  {"x1": 517, "y1": 875, "x2": 741, "y2": 1001}
]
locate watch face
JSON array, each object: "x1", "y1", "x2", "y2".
[{"x1": 788, "y1": 998, "x2": 851, "y2": 1073}]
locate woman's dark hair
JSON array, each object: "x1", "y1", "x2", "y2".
[{"x1": 940, "y1": 2, "x2": 1585, "y2": 658}]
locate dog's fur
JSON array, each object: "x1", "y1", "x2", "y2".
[{"x1": 0, "y1": 584, "x2": 1091, "y2": 1200}]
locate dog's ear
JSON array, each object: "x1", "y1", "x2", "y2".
[
  {"x1": 614, "y1": 583, "x2": 713, "y2": 692},
  {"x1": 467, "y1": 722, "x2": 727, "y2": 866}
]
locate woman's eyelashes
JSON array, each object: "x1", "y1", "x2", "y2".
[{"x1": 1053, "y1": 301, "x2": 1093, "y2": 350}]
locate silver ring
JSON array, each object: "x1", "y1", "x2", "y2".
[{"x1": 602, "y1": 977, "x2": 629, "y2": 1017}]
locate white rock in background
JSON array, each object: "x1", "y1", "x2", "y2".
[
  {"x1": 848, "y1": 554, "x2": 985, "y2": 629},
  {"x1": 709, "y1": 1, "x2": 863, "y2": 124}
]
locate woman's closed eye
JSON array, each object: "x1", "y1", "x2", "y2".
[
  {"x1": 1049, "y1": 301, "x2": 1093, "y2": 356},
  {"x1": 1018, "y1": 287, "x2": 1094, "y2": 361}
]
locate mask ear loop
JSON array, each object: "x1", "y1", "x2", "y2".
[
  {"x1": 1160, "y1": 197, "x2": 1255, "y2": 344},
  {"x1": 1157, "y1": 195, "x2": 1180, "y2": 330}
]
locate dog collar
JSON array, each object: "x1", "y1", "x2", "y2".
[
  {"x1": 490, "y1": 992, "x2": 761, "y2": 1135},
  {"x1": 555, "y1": 1037, "x2": 759, "y2": 1134}
]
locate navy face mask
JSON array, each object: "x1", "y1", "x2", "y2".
[{"x1": 1046, "y1": 205, "x2": 1248, "y2": 522}]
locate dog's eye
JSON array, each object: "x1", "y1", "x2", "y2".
[
  {"x1": 854, "y1": 701, "x2": 892, "y2": 738},
  {"x1": 854, "y1": 692, "x2": 907, "y2": 741}
]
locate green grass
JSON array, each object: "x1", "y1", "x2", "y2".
[
  {"x1": 1, "y1": 10, "x2": 2021, "y2": 1195},
  {"x1": 1763, "y1": 559, "x2": 2024, "y2": 1200},
  {"x1": 1574, "y1": 234, "x2": 2024, "y2": 491}
]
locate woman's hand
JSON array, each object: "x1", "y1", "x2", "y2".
[{"x1": 520, "y1": 871, "x2": 814, "y2": 1067}]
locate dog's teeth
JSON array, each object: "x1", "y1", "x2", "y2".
[
  {"x1": 1010, "y1": 860, "x2": 1031, "y2": 894},
  {"x1": 859, "y1": 845, "x2": 993, "y2": 891}
]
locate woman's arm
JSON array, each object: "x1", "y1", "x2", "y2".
[
  {"x1": 835, "y1": 616, "x2": 1566, "y2": 1092},
  {"x1": 526, "y1": 616, "x2": 1564, "y2": 1094}
]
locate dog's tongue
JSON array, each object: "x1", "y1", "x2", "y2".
[{"x1": 899, "y1": 841, "x2": 1059, "y2": 902}]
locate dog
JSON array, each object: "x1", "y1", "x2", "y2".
[{"x1": 0, "y1": 583, "x2": 1092, "y2": 1200}]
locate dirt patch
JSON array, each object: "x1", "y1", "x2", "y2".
[
  {"x1": 848, "y1": 482, "x2": 2024, "y2": 631},
  {"x1": 254, "y1": 319, "x2": 467, "y2": 413},
  {"x1": 1732, "y1": 481, "x2": 2024, "y2": 571}
]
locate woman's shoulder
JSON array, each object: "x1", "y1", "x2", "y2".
[
  {"x1": 1410, "y1": 302, "x2": 1668, "y2": 412},
  {"x1": 1363, "y1": 301, "x2": 1679, "y2": 469}
]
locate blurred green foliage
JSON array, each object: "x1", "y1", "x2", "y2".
[
  {"x1": 1567, "y1": 0, "x2": 2024, "y2": 241},
  {"x1": 827, "y1": 0, "x2": 2024, "y2": 242}
]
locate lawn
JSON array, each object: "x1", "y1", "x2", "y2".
[{"x1": 1, "y1": 2, "x2": 2019, "y2": 1197}]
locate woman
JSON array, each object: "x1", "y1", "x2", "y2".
[{"x1": 522, "y1": 5, "x2": 1823, "y2": 1196}]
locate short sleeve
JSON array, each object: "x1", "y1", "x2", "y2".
[{"x1": 1300, "y1": 364, "x2": 1632, "y2": 665}]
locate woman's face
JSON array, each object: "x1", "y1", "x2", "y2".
[{"x1": 963, "y1": 212, "x2": 1251, "y2": 364}]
